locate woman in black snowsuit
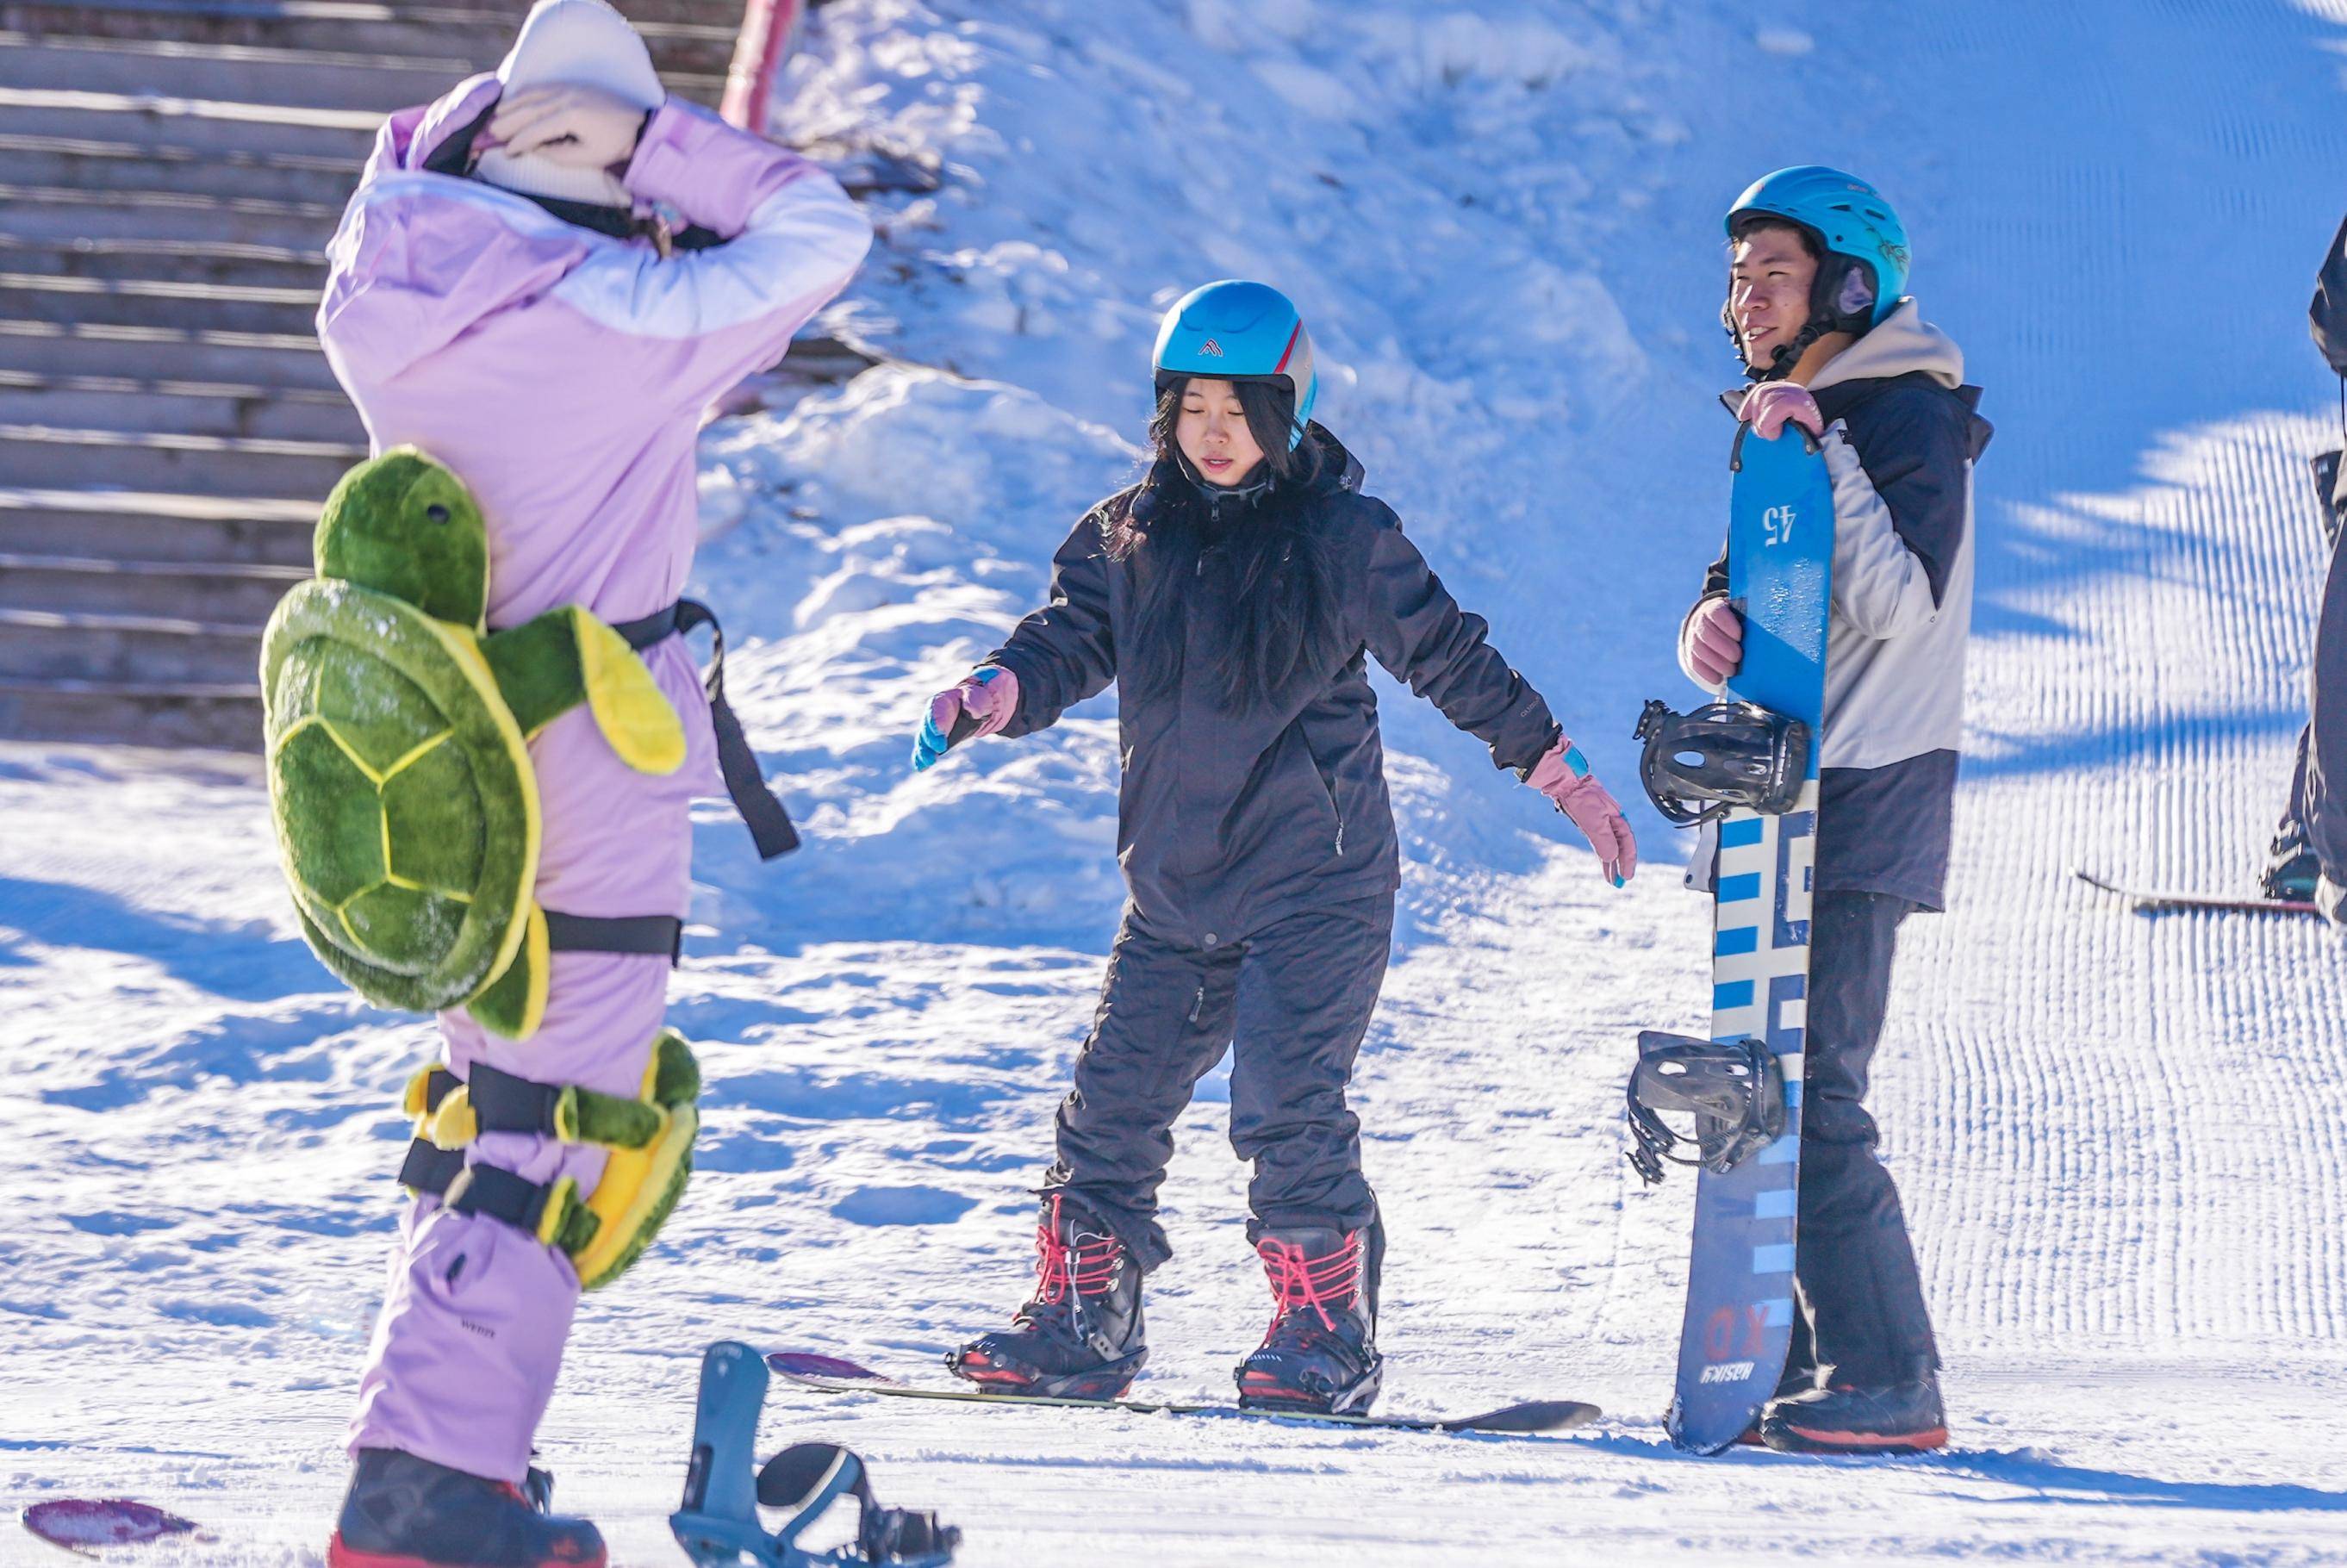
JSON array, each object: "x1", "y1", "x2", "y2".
[{"x1": 913, "y1": 281, "x2": 1637, "y2": 1415}]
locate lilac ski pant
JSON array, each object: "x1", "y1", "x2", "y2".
[{"x1": 346, "y1": 640, "x2": 713, "y2": 1483}]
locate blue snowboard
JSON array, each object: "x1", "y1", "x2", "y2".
[{"x1": 1664, "y1": 422, "x2": 1834, "y2": 1454}]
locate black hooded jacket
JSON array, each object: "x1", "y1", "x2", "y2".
[{"x1": 987, "y1": 430, "x2": 1561, "y2": 948}]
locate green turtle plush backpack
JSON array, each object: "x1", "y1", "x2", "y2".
[{"x1": 261, "y1": 446, "x2": 687, "y2": 1042}]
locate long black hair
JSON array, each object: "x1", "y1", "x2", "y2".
[{"x1": 1105, "y1": 376, "x2": 1344, "y2": 712}]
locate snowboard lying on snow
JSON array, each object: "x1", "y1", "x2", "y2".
[
  {"x1": 21, "y1": 1500, "x2": 200, "y2": 1558},
  {"x1": 766, "y1": 1353, "x2": 1599, "y2": 1437},
  {"x1": 2071, "y1": 867, "x2": 2323, "y2": 918}
]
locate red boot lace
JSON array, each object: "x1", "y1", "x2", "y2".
[
  {"x1": 1031, "y1": 1194, "x2": 1125, "y2": 1304},
  {"x1": 1256, "y1": 1231, "x2": 1364, "y2": 1340}
]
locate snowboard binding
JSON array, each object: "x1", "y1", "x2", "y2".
[
  {"x1": 1633, "y1": 698, "x2": 1810, "y2": 826},
  {"x1": 1624, "y1": 1030, "x2": 1787, "y2": 1185},
  {"x1": 673, "y1": 1342, "x2": 960, "y2": 1568}
]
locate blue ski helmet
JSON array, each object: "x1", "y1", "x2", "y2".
[
  {"x1": 1726, "y1": 165, "x2": 1909, "y2": 333},
  {"x1": 1151, "y1": 279, "x2": 1318, "y2": 450}
]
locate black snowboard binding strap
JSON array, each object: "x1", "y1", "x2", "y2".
[
  {"x1": 1634, "y1": 698, "x2": 1810, "y2": 827},
  {"x1": 1624, "y1": 1030, "x2": 1787, "y2": 1185},
  {"x1": 674, "y1": 1342, "x2": 959, "y2": 1568},
  {"x1": 759, "y1": 1446, "x2": 959, "y2": 1567}
]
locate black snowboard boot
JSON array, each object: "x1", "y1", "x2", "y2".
[
  {"x1": 1729, "y1": 1310, "x2": 1819, "y2": 1445},
  {"x1": 946, "y1": 1193, "x2": 1146, "y2": 1398},
  {"x1": 1759, "y1": 1365, "x2": 1947, "y2": 1455},
  {"x1": 2264, "y1": 819, "x2": 2322, "y2": 901},
  {"x1": 1235, "y1": 1226, "x2": 1383, "y2": 1416},
  {"x1": 328, "y1": 1447, "x2": 605, "y2": 1567},
  {"x1": 1733, "y1": 1347, "x2": 1821, "y2": 1445}
]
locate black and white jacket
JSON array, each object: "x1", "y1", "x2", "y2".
[{"x1": 1679, "y1": 301, "x2": 1995, "y2": 911}]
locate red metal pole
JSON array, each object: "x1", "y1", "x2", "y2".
[{"x1": 720, "y1": 0, "x2": 803, "y2": 135}]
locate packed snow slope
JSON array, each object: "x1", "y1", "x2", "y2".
[{"x1": 9, "y1": 1, "x2": 2347, "y2": 1562}]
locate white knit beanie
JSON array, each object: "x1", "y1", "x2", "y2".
[{"x1": 473, "y1": 0, "x2": 663, "y2": 209}]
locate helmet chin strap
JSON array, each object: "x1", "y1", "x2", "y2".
[
  {"x1": 1172, "y1": 446, "x2": 1273, "y2": 504},
  {"x1": 1753, "y1": 318, "x2": 1828, "y2": 383}
]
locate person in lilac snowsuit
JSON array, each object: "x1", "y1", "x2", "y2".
[{"x1": 312, "y1": 3, "x2": 868, "y2": 1563}]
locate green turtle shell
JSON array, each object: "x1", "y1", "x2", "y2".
[{"x1": 261, "y1": 578, "x2": 539, "y2": 1015}]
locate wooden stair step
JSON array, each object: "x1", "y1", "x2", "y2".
[
  {"x1": 0, "y1": 0, "x2": 738, "y2": 74},
  {"x1": 0, "y1": 86, "x2": 381, "y2": 160},
  {"x1": 0, "y1": 675, "x2": 264, "y2": 748},
  {"x1": 0, "y1": 549, "x2": 304, "y2": 619},
  {"x1": 0, "y1": 271, "x2": 322, "y2": 336},
  {"x1": 0, "y1": 180, "x2": 346, "y2": 250},
  {"x1": 0, "y1": 33, "x2": 724, "y2": 114},
  {"x1": 0, "y1": 421, "x2": 360, "y2": 498},
  {"x1": 0, "y1": 487, "x2": 315, "y2": 566},
  {"x1": 0, "y1": 32, "x2": 476, "y2": 114},
  {"x1": 0, "y1": 317, "x2": 339, "y2": 390},
  {"x1": 0, "y1": 233, "x2": 326, "y2": 290},
  {"x1": 0, "y1": 603, "x2": 268, "y2": 688},
  {"x1": 0, "y1": 370, "x2": 359, "y2": 442},
  {"x1": 0, "y1": 128, "x2": 362, "y2": 205}
]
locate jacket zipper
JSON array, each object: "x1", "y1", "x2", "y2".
[{"x1": 1314, "y1": 761, "x2": 1344, "y2": 858}]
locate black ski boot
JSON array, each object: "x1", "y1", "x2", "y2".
[
  {"x1": 2264, "y1": 819, "x2": 2322, "y2": 901},
  {"x1": 328, "y1": 1447, "x2": 605, "y2": 1568},
  {"x1": 1759, "y1": 1365, "x2": 1947, "y2": 1455},
  {"x1": 946, "y1": 1194, "x2": 1146, "y2": 1398},
  {"x1": 1235, "y1": 1226, "x2": 1383, "y2": 1416}
]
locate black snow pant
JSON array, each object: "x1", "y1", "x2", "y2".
[
  {"x1": 1043, "y1": 895, "x2": 1394, "y2": 1273},
  {"x1": 1790, "y1": 891, "x2": 1940, "y2": 1390}
]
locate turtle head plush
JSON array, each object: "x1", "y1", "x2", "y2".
[{"x1": 315, "y1": 446, "x2": 490, "y2": 630}]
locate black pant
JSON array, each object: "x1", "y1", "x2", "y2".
[
  {"x1": 1045, "y1": 897, "x2": 1393, "y2": 1272},
  {"x1": 1794, "y1": 891, "x2": 1940, "y2": 1388}
]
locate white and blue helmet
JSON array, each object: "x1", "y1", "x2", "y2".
[{"x1": 1151, "y1": 279, "x2": 1318, "y2": 450}]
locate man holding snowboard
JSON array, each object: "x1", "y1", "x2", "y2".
[{"x1": 1676, "y1": 168, "x2": 1993, "y2": 1453}]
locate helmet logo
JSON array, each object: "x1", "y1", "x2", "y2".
[{"x1": 1199, "y1": 338, "x2": 1224, "y2": 358}]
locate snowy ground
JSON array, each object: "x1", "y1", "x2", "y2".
[{"x1": 9, "y1": 0, "x2": 2347, "y2": 1563}]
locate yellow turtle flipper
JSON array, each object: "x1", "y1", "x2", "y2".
[{"x1": 467, "y1": 902, "x2": 551, "y2": 1040}]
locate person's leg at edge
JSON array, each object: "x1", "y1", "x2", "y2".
[{"x1": 2308, "y1": 512, "x2": 2347, "y2": 923}]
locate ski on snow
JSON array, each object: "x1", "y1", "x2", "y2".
[
  {"x1": 2071, "y1": 867, "x2": 2323, "y2": 918},
  {"x1": 765, "y1": 1353, "x2": 1599, "y2": 1437}
]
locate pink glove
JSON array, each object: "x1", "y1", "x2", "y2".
[
  {"x1": 1526, "y1": 737, "x2": 1636, "y2": 887},
  {"x1": 912, "y1": 665, "x2": 1020, "y2": 771},
  {"x1": 1738, "y1": 381, "x2": 1825, "y2": 442},
  {"x1": 1681, "y1": 597, "x2": 1743, "y2": 688}
]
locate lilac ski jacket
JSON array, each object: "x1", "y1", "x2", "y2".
[{"x1": 317, "y1": 72, "x2": 872, "y2": 769}]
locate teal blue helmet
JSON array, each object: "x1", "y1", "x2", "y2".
[
  {"x1": 1152, "y1": 279, "x2": 1318, "y2": 450},
  {"x1": 1727, "y1": 166, "x2": 1909, "y2": 338}
]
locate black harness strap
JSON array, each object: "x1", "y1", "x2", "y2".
[
  {"x1": 398, "y1": 1137, "x2": 465, "y2": 1195},
  {"x1": 407, "y1": 1061, "x2": 576, "y2": 1138},
  {"x1": 543, "y1": 910, "x2": 682, "y2": 962},
  {"x1": 612, "y1": 598, "x2": 800, "y2": 862},
  {"x1": 397, "y1": 1125, "x2": 590, "y2": 1252},
  {"x1": 443, "y1": 1160, "x2": 563, "y2": 1235}
]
